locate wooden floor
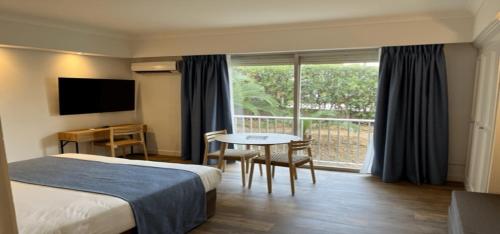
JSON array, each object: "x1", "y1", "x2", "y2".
[{"x1": 135, "y1": 155, "x2": 461, "y2": 234}]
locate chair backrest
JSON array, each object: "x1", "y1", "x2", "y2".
[
  {"x1": 203, "y1": 129, "x2": 227, "y2": 165},
  {"x1": 204, "y1": 129, "x2": 227, "y2": 145},
  {"x1": 288, "y1": 138, "x2": 313, "y2": 157},
  {"x1": 110, "y1": 124, "x2": 145, "y2": 142}
]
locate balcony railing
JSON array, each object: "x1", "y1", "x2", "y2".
[{"x1": 233, "y1": 115, "x2": 374, "y2": 169}]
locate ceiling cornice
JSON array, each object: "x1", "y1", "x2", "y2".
[
  {"x1": 0, "y1": 9, "x2": 474, "y2": 43},
  {"x1": 0, "y1": 11, "x2": 133, "y2": 40},
  {"x1": 467, "y1": 0, "x2": 487, "y2": 15},
  {"x1": 0, "y1": 8, "x2": 476, "y2": 58},
  {"x1": 135, "y1": 12, "x2": 474, "y2": 41},
  {"x1": 474, "y1": 15, "x2": 500, "y2": 47}
]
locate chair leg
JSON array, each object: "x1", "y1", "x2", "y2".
[
  {"x1": 258, "y1": 163, "x2": 263, "y2": 176},
  {"x1": 249, "y1": 161, "x2": 255, "y2": 189},
  {"x1": 272, "y1": 165, "x2": 276, "y2": 178},
  {"x1": 246, "y1": 158, "x2": 250, "y2": 173},
  {"x1": 202, "y1": 155, "x2": 208, "y2": 165},
  {"x1": 111, "y1": 146, "x2": 116, "y2": 157},
  {"x1": 294, "y1": 167, "x2": 298, "y2": 180},
  {"x1": 240, "y1": 158, "x2": 246, "y2": 187},
  {"x1": 142, "y1": 143, "x2": 149, "y2": 161},
  {"x1": 289, "y1": 166, "x2": 295, "y2": 196},
  {"x1": 309, "y1": 160, "x2": 316, "y2": 184}
]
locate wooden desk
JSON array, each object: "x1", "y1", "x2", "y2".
[{"x1": 58, "y1": 124, "x2": 147, "y2": 154}]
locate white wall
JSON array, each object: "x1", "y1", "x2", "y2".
[
  {"x1": 444, "y1": 43, "x2": 478, "y2": 182},
  {"x1": 0, "y1": 47, "x2": 137, "y2": 162},
  {"x1": 133, "y1": 15, "x2": 473, "y2": 57},
  {"x1": 134, "y1": 72, "x2": 182, "y2": 156}
]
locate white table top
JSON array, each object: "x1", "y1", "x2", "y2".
[{"x1": 214, "y1": 133, "x2": 300, "y2": 145}]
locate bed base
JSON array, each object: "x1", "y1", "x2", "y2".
[
  {"x1": 205, "y1": 189, "x2": 217, "y2": 218},
  {"x1": 121, "y1": 189, "x2": 216, "y2": 234}
]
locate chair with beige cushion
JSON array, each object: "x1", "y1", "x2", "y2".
[
  {"x1": 94, "y1": 124, "x2": 149, "y2": 160},
  {"x1": 203, "y1": 129, "x2": 261, "y2": 186},
  {"x1": 248, "y1": 138, "x2": 316, "y2": 195}
]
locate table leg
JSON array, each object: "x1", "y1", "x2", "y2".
[
  {"x1": 129, "y1": 135, "x2": 134, "y2": 155},
  {"x1": 218, "y1": 142, "x2": 227, "y2": 170},
  {"x1": 142, "y1": 132, "x2": 148, "y2": 156},
  {"x1": 60, "y1": 141, "x2": 65, "y2": 154},
  {"x1": 75, "y1": 142, "x2": 79, "y2": 153},
  {"x1": 264, "y1": 145, "x2": 272, "y2": 194}
]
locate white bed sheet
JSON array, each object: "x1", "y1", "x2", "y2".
[{"x1": 11, "y1": 153, "x2": 222, "y2": 234}]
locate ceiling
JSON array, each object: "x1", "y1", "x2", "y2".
[{"x1": 0, "y1": 0, "x2": 483, "y2": 36}]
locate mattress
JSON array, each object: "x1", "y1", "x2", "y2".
[{"x1": 11, "y1": 153, "x2": 222, "y2": 234}]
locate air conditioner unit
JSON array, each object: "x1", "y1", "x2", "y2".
[{"x1": 131, "y1": 61, "x2": 178, "y2": 72}]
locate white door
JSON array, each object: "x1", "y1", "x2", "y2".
[{"x1": 467, "y1": 51, "x2": 500, "y2": 192}]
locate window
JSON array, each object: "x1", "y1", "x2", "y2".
[{"x1": 230, "y1": 49, "x2": 379, "y2": 169}]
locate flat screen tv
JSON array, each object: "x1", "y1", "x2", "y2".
[{"x1": 58, "y1": 78, "x2": 135, "y2": 115}]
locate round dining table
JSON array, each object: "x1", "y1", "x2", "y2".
[{"x1": 214, "y1": 133, "x2": 300, "y2": 194}]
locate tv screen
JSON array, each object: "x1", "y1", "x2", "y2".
[{"x1": 58, "y1": 78, "x2": 135, "y2": 115}]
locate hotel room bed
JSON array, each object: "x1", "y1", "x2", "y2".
[{"x1": 10, "y1": 153, "x2": 222, "y2": 234}]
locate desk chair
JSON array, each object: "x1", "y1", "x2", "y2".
[
  {"x1": 94, "y1": 124, "x2": 149, "y2": 160},
  {"x1": 249, "y1": 138, "x2": 316, "y2": 195},
  {"x1": 203, "y1": 130, "x2": 262, "y2": 187}
]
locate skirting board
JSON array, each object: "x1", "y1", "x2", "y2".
[
  {"x1": 156, "y1": 149, "x2": 181, "y2": 157},
  {"x1": 134, "y1": 147, "x2": 181, "y2": 157},
  {"x1": 148, "y1": 149, "x2": 466, "y2": 180}
]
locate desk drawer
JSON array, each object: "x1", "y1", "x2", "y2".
[{"x1": 58, "y1": 131, "x2": 109, "y2": 142}]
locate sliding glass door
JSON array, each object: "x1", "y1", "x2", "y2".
[
  {"x1": 230, "y1": 49, "x2": 379, "y2": 169},
  {"x1": 300, "y1": 61, "x2": 378, "y2": 169}
]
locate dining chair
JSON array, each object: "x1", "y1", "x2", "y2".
[
  {"x1": 94, "y1": 124, "x2": 149, "y2": 160},
  {"x1": 248, "y1": 138, "x2": 316, "y2": 195},
  {"x1": 203, "y1": 129, "x2": 262, "y2": 187}
]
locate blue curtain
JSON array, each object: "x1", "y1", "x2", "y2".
[
  {"x1": 181, "y1": 55, "x2": 233, "y2": 164},
  {"x1": 372, "y1": 45, "x2": 449, "y2": 185}
]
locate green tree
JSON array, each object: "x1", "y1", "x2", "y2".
[
  {"x1": 232, "y1": 63, "x2": 378, "y2": 119},
  {"x1": 231, "y1": 72, "x2": 283, "y2": 116},
  {"x1": 301, "y1": 64, "x2": 378, "y2": 118},
  {"x1": 233, "y1": 65, "x2": 294, "y2": 116}
]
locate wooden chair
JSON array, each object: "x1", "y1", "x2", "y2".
[
  {"x1": 94, "y1": 124, "x2": 149, "y2": 160},
  {"x1": 203, "y1": 130, "x2": 262, "y2": 187},
  {"x1": 248, "y1": 138, "x2": 316, "y2": 195}
]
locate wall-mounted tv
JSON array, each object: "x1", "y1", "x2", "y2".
[{"x1": 58, "y1": 78, "x2": 135, "y2": 115}]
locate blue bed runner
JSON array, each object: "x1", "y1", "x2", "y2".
[{"x1": 9, "y1": 156, "x2": 206, "y2": 234}]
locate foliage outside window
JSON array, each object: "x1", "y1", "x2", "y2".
[{"x1": 232, "y1": 63, "x2": 378, "y2": 119}]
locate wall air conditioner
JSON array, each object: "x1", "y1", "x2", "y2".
[{"x1": 131, "y1": 61, "x2": 178, "y2": 73}]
